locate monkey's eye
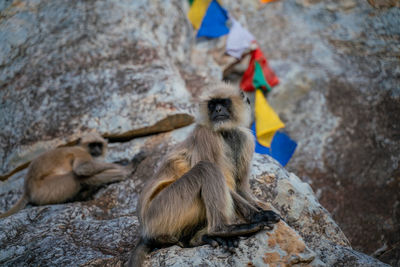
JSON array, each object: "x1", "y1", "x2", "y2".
[
  {"x1": 208, "y1": 99, "x2": 232, "y2": 111},
  {"x1": 221, "y1": 98, "x2": 232, "y2": 109}
]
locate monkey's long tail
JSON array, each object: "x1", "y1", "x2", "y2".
[
  {"x1": 127, "y1": 237, "x2": 152, "y2": 267},
  {"x1": 0, "y1": 194, "x2": 29, "y2": 219}
]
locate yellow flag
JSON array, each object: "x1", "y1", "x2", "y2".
[
  {"x1": 188, "y1": 0, "x2": 212, "y2": 29},
  {"x1": 255, "y1": 90, "x2": 285, "y2": 147}
]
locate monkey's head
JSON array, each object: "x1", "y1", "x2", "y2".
[
  {"x1": 199, "y1": 83, "x2": 251, "y2": 131},
  {"x1": 78, "y1": 132, "x2": 107, "y2": 158}
]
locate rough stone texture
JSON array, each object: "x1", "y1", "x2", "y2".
[
  {"x1": 0, "y1": 128, "x2": 182, "y2": 267},
  {"x1": 147, "y1": 222, "x2": 319, "y2": 267},
  {"x1": 222, "y1": 0, "x2": 400, "y2": 265},
  {"x1": 0, "y1": 0, "x2": 197, "y2": 180},
  {"x1": 0, "y1": 126, "x2": 389, "y2": 267},
  {"x1": 251, "y1": 154, "x2": 349, "y2": 248}
]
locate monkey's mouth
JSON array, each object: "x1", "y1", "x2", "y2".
[
  {"x1": 91, "y1": 150, "x2": 103, "y2": 157},
  {"x1": 213, "y1": 115, "x2": 229, "y2": 121}
]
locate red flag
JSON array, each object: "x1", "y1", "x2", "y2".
[{"x1": 240, "y1": 48, "x2": 279, "y2": 92}]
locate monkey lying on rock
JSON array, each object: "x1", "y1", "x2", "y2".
[
  {"x1": 129, "y1": 83, "x2": 280, "y2": 267},
  {"x1": 0, "y1": 132, "x2": 130, "y2": 219}
]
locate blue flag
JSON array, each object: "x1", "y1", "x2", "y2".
[
  {"x1": 251, "y1": 123, "x2": 297, "y2": 166},
  {"x1": 197, "y1": 0, "x2": 229, "y2": 38}
]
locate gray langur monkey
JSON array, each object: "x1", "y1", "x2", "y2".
[
  {"x1": 0, "y1": 132, "x2": 130, "y2": 219},
  {"x1": 128, "y1": 83, "x2": 280, "y2": 267}
]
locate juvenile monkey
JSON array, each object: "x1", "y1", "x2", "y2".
[
  {"x1": 129, "y1": 83, "x2": 280, "y2": 266},
  {"x1": 0, "y1": 132, "x2": 129, "y2": 219}
]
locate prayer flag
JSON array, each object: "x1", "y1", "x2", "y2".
[
  {"x1": 197, "y1": 0, "x2": 229, "y2": 38},
  {"x1": 254, "y1": 90, "x2": 285, "y2": 147},
  {"x1": 188, "y1": 0, "x2": 212, "y2": 30},
  {"x1": 253, "y1": 61, "x2": 272, "y2": 91},
  {"x1": 226, "y1": 19, "x2": 255, "y2": 59},
  {"x1": 240, "y1": 48, "x2": 279, "y2": 92},
  {"x1": 251, "y1": 123, "x2": 297, "y2": 166}
]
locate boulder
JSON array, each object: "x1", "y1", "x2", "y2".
[
  {"x1": 0, "y1": 126, "x2": 389, "y2": 266},
  {"x1": 0, "y1": 0, "x2": 197, "y2": 180}
]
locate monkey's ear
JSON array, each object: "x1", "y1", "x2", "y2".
[{"x1": 240, "y1": 91, "x2": 250, "y2": 104}]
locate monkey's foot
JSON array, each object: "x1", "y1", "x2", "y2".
[
  {"x1": 253, "y1": 210, "x2": 281, "y2": 224},
  {"x1": 208, "y1": 221, "x2": 269, "y2": 238},
  {"x1": 202, "y1": 235, "x2": 239, "y2": 252}
]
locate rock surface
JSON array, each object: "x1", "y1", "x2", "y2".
[
  {"x1": 0, "y1": 0, "x2": 197, "y2": 180},
  {"x1": 147, "y1": 222, "x2": 319, "y2": 267}
]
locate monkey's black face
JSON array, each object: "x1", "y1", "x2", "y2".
[
  {"x1": 208, "y1": 98, "x2": 232, "y2": 123},
  {"x1": 88, "y1": 142, "x2": 104, "y2": 157}
]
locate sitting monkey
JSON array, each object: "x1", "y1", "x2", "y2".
[
  {"x1": 129, "y1": 83, "x2": 280, "y2": 267},
  {"x1": 0, "y1": 132, "x2": 130, "y2": 218}
]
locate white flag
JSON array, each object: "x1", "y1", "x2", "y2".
[{"x1": 226, "y1": 19, "x2": 255, "y2": 59}]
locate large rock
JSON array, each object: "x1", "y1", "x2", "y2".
[
  {"x1": 0, "y1": 126, "x2": 388, "y2": 266},
  {"x1": 221, "y1": 1, "x2": 400, "y2": 265},
  {"x1": 0, "y1": 0, "x2": 198, "y2": 180}
]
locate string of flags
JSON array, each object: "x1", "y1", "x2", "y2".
[{"x1": 188, "y1": 0, "x2": 297, "y2": 166}]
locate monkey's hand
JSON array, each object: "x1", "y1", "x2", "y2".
[
  {"x1": 202, "y1": 235, "x2": 239, "y2": 253},
  {"x1": 252, "y1": 210, "x2": 281, "y2": 225},
  {"x1": 203, "y1": 213, "x2": 280, "y2": 252}
]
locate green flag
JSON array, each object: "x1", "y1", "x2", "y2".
[{"x1": 253, "y1": 61, "x2": 271, "y2": 92}]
